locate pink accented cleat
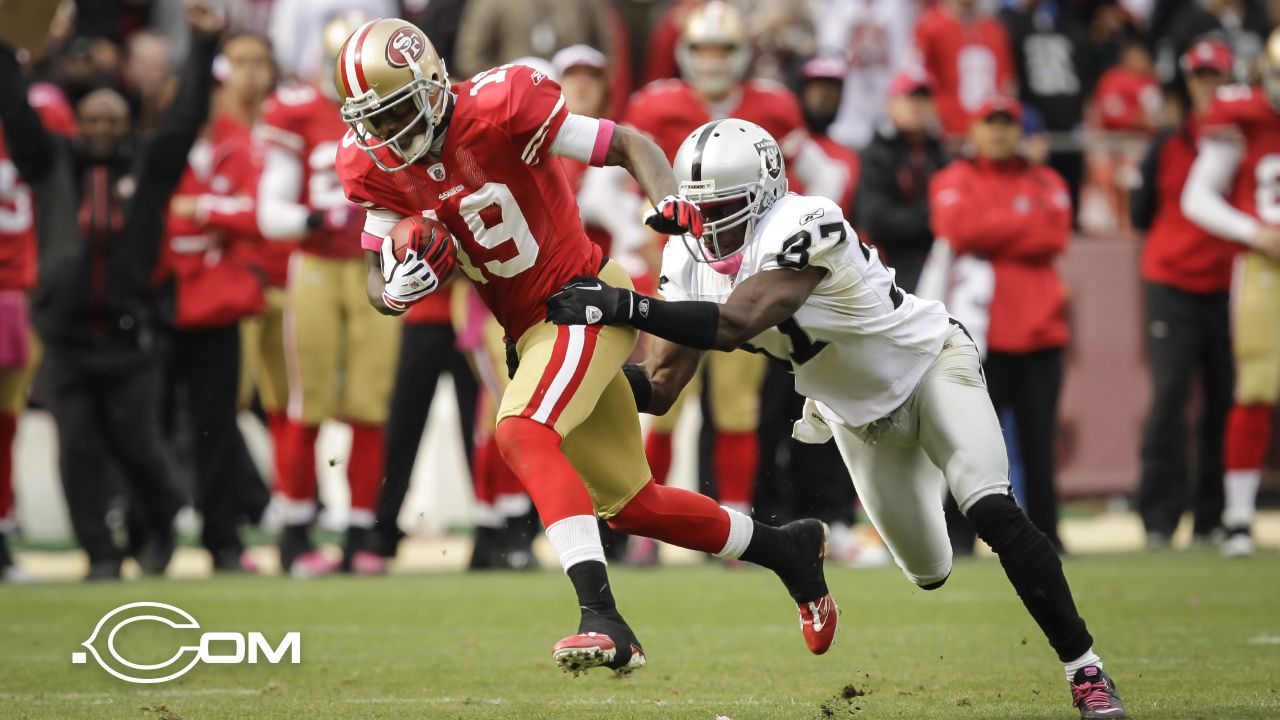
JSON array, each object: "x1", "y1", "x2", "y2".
[
  {"x1": 349, "y1": 549, "x2": 387, "y2": 576},
  {"x1": 289, "y1": 550, "x2": 339, "y2": 579},
  {"x1": 552, "y1": 632, "x2": 646, "y2": 677}
]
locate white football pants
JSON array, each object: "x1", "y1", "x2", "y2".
[{"x1": 809, "y1": 325, "x2": 1011, "y2": 587}]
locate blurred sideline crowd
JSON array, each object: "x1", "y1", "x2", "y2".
[{"x1": 0, "y1": 0, "x2": 1274, "y2": 582}]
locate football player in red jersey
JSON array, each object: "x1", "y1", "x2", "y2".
[
  {"x1": 1181, "y1": 28, "x2": 1280, "y2": 559},
  {"x1": 0, "y1": 82, "x2": 77, "y2": 582},
  {"x1": 333, "y1": 17, "x2": 837, "y2": 675},
  {"x1": 623, "y1": 0, "x2": 841, "y2": 528},
  {"x1": 257, "y1": 12, "x2": 402, "y2": 578}
]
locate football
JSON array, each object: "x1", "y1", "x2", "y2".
[{"x1": 389, "y1": 215, "x2": 456, "y2": 266}]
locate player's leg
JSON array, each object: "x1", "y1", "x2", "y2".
[
  {"x1": 826, "y1": 419, "x2": 954, "y2": 588},
  {"x1": 1221, "y1": 251, "x2": 1280, "y2": 556},
  {"x1": 1192, "y1": 290, "x2": 1232, "y2": 540},
  {"x1": 591, "y1": 373, "x2": 837, "y2": 655},
  {"x1": 1138, "y1": 282, "x2": 1199, "y2": 546},
  {"x1": 707, "y1": 349, "x2": 765, "y2": 515},
  {"x1": 278, "y1": 254, "x2": 341, "y2": 575},
  {"x1": 495, "y1": 311, "x2": 646, "y2": 675},
  {"x1": 643, "y1": 371, "x2": 694, "y2": 485},
  {"x1": 0, "y1": 320, "x2": 36, "y2": 581},
  {"x1": 340, "y1": 257, "x2": 402, "y2": 573},
  {"x1": 918, "y1": 326, "x2": 1125, "y2": 717},
  {"x1": 254, "y1": 287, "x2": 292, "y2": 482}
]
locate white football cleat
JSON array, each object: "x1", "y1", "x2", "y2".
[{"x1": 1222, "y1": 527, "x2": 1255, "y2": 558}]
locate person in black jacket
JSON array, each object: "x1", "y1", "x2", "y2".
[
  {"x1": 855, "y1": 68, "x2": 949, "y2": 293},
  {"x1": 0, "y1": 1, "x2": 226, "y2": 580}
]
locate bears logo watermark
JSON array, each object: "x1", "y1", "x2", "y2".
[{"x1": 71, "y1": 602, "x2": 301, "y2": 684}]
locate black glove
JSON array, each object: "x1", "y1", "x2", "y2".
[
  {"x1": 644, "y1": 195, "x2": 704, "y2": 237},
  {"x1": 545, "y1": 275, "x2": 635, "y2": 326},
  {"x1": 504, "y1": 336, "x2": 519, "y2": 380}
]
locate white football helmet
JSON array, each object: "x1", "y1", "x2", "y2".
[{"x1": 671, "y1": 118, "x2": 787, "y2": 274}]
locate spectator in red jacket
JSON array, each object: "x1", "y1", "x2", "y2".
[
  {"x1": 928, "y1": 95, "x2": 1073, "y2": 551},
  {"x1": 160, "y1": 32, "x2": 275, "y2": 572},
  {"x1": 1090, "y1": 36, "x2": 1161, "y2": 132},
  {"x1": 1129, "y1": 38, "x2": 1237, "y2": 549},
  {"x1": 914, "y1": 0, "x2": 1016, "y2": 138}
]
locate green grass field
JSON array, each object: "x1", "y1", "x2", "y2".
[{"x1": 2, "y1": 551, "x2": 1278, "y2": 720}]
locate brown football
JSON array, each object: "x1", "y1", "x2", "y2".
[{"x1": 389, "y1": 215, "x2": 455, "y2": 264}]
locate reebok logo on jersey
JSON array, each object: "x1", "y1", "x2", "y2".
[{"x1": 800, "y1": 208, "x2": 824, "y2": 225}]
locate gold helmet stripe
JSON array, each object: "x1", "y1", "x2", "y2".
[{"x1": 340, "y1": 19, "x2": 381, "y2": 98}]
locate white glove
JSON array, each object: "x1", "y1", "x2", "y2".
[
  {"x1": 379, "y1": 235, "x2": 440, "y2": 311},
  {"x1": 791, "y1": 397, "x2": 834, "y2": 445}
]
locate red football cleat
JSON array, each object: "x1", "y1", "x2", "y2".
[
  {"x1": 552, "y1": 632, "x2": 646, "y2": 677},
  {"x1": 798, "y1": 593, "x2": 839, "y2": 655}
]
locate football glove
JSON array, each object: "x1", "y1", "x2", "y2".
[
  {"x1": 379, "y1": 235, "x2": 440, "y2": 311},
  {"x1": 545, "y1": 275, "x2": 635, "y2": 326},
  {"x1": 644, "y1": 195, "x2": 704, "y2": 238}
]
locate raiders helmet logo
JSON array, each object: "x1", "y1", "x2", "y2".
[
  {"x1": 754, "y1": 139, "x2": 782, "y2": 180},
  {"x1": 386, "y1": 27, "x2": 427, "y2": 68}
]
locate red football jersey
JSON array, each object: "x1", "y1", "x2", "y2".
[
  {"x1": 259, "y1": 83, "x2": 361, "y2": 259},
  {"x1": 623, "y1": 78, "x2": 808, "y2": 190},
  {"x1": 1201, "y1": 85, "x2": 1280, "y2": 225},
  {"x1": 0, "y1": 83, "x2": 78, "y2": 291},
  {"x1": 339, "y1": 64, "x2": 603, "y2": 339},
  {"x1": 914, "y1": 6, "x2": 1015, "y2": 136},
  {"x1": 1091, "y1": 66, "x2": 1159, "y2": 132}
]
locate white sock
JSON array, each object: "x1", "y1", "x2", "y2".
[
  {"x1": 1064, "y1": 648, "x2": 1102, "y2": 682},
  {"x1": 278, "y1": 497, "x2": 317, "y2": 526},
  {"x1": 545, "y1": 514, "x2": 606, "y2": 572},
  {"x1": 1222, "y1": 469, "x2": 1261, "y2": 529},
  {"x1": 715, "y1": 505, "x2": 754, "y2": 559},
  {"x1": 347, "y1": 508, "x2": 375, "y2": 529}
]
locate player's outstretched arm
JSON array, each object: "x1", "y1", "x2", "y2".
[
  {"x1": 628, "y1": 338, "x2": 701, "y2": 415},
  {"x1": 546, "y1": 266, "x2": 825, "y2": 351},
  {"x1": 604, "y1": 124, "x2": 679, "y2": 206}
]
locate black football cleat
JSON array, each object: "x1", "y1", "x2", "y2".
[
  {"x1": 780, "y1": 519, "x2": 839, "y2": 654},
  {"x1": 1070, "y1": 666, "x2": 1127, "y2": 719}
]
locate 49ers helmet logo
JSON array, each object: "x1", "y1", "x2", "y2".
[{"x1": 386, "y1": 27, "x2": 427, "y2": 68}]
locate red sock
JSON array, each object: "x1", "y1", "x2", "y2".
[
  {"x1": 266, "y1": 411, "x2": 287, "y2": 480},
  {"x1": 494, "y1": 417, "x2": 593, "y2": 527},
  {"x1": 0, "y1": 413, "x2": 15, "y2": 523},
  {"x1": 715, "y1": 431, "x2": 758, "y2": 507},
  {"x1": 645, "y1": 431, "x2": 675, "y2": 485},
  {"x1": 607, "y1": 480, "x2": 730, "y2": 554},
  {"x1": 347, "y1": 422, "x2": 385, "y2": 515},
  {"x1": 276, "y1": 420, "x2": 319, "y2": 502},
  {"x1": 1225, "y1": 403, "x2": 1273, "y2": 471}
]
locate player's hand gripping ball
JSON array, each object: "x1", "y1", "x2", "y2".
[{"x1": 380, "y1": 216, "x2": 457, "y2": 311}]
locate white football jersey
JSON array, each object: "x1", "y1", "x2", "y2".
[{"x1": 660, "y1": 193, "x2": 952, "y2": 427}]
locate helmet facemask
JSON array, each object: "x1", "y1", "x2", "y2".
[
  {"x1": 679, "y1": 180, "x2": 766, "y2": 275},
  {"x1": 342, "y1": 68, "x2": 449, "y2": 173}
]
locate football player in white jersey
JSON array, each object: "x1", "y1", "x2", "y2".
[{"x1": 546, "y1": 119, "x2": 1127, "y2": 720}]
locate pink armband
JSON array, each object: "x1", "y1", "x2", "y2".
[
  {"x1": 361, "y1": 231, "x2": 384, "y2": 252},
  {"x1": 589, "y1": 119, "x2": 615, "y2": 167}
]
